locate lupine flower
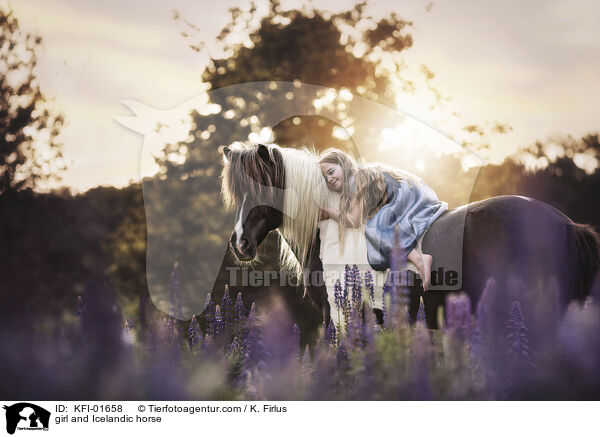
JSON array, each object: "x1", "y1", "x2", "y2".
[
  {"x1": 333, "y1": 279, "x2": 344, "y2": 312},
  {"x1": 470, "y1": 314, "x2": 485, "y2": 365},
  {"x1": 410, "y1": 320, "x2": 432, "y2": 400},
  {"x1": 221, "y1": 285, "x2": 234, "y2": 332},
  {"x1": 214, "y1": 305, "x2": 224, "y2": 344},
  {"x1": 188, "y1": 315, "x2": 201, "y2": 348},
  {"x1": 241, "y1": 303, "x2": 261, "y2": 365},
  {"x1": 360, "y1": 306, "x2": 375, "y2": 348},
  {"x1": 76, "y1": 295, "x2": 86, "y2": 318},
  {"x1": 169, "y1": 262, "x2": 183, "y2": 320},
  {"x1": 416, "y1": 297, "x2": 426, "y2": 323},
  {"x1": 343, "y1": 264, "x2": 353, "y2": 306},
  {"x1": 204, "y1": 298, "x2": 216, "y2": 338},
  {"x1": 122, "y1": 320, "x2": 134, "y2": 345},
  {"x1": 326, "y1": 321, "x2": 337, "y2": 347},
  {"x1": 445, "y1": 292, "x2": 472, "y2": 343},
  {"x1": 292, "y1": 323, "x2": 301, "y2": 358},
  {"x1": 382, "y1": 273, "x2": 393, "y2": 329},
  {"x1": 364, "y1": 270, "x2": 375, "y2": 306},
  {"x1": 204, "y1": 292, "x2": 212, "y2": 310},
  {"x1": 352, "y1": 265, "x2": 362, "y2": 309},
  {"x1": 506, "y1": 301, "x2": 532, "y2": 365},
  {"x1": 234, "y1": 292, "x2": 245, "y2": 321}
]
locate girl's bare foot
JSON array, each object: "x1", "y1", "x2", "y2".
[{"x1": 422, "y1": 254, "x2": 433, "y2": 291}]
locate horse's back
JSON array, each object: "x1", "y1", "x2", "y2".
[{"x1": 423, "y1": 195, "x2": 575, "y2": 300}]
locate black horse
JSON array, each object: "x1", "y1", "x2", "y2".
[{"x1": 221, "y1": 144, "x2": 600, "y2": 350}]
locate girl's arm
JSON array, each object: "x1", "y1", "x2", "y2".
[{"x1": 320, "y1": 200, "x2": 361, "y2": 228}]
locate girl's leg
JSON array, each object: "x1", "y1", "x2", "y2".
[{"x1": 407, "y1": 248, "x2": 433, "y2": 291}]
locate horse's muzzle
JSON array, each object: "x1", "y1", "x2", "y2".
[{"x1": 229, "y1": 233, "x2": 256, "y2": 261}]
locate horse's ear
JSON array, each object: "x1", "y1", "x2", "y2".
[
  {"x1": 257, "y1": 144, "x2": 271, "y2": 165},
  {"x1": 223, "y1": 146, "x2": 232, "y2": 162}
]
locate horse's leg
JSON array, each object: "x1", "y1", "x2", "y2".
[{"x1": 301, "y1": 229, "x2": 331, "y2": 360}]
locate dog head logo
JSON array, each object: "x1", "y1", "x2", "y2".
[
  {"x1": 3, "y1": 403, "x2": 50, "y2": 435},
  {"x1": 115, "y1": 81, "x2": 482, "y2": 317}
]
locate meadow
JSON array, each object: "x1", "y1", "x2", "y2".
[{"x1": 4, "y1": 259, "x2": 599, "y2": 401}]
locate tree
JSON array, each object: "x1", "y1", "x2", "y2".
[
  {"x1": 134, "y1": 1, "x2": 420, "y2": 318},
  {"x1": 173, "y1": 0, "x2": 415, "y2": 164},
  {"x1": 0, "y1": 7, "x2": 64, "y2": 194}
]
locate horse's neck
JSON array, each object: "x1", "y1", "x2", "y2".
[{"x1": 277, "y1": 228, "x2": 303, "y2": 264}]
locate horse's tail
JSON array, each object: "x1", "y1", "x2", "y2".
[{"x1": 567, "y1": 222, "x2": 600, "y2": 300}]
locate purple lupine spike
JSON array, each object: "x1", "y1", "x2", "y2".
[
  {"x1": 334, "y1": 279, "x2": 343, "y2": 311},
  {"x1": 221, "y1": 285, "x2": 234, "y2": 331},
  {"x1": 334, "y1": 340, "x2": 350, "y2": 381},
  {"x1": 416, "y1": 296, "x2": 426, "y2": 323},
  {"x1": 326, "y1": 321, "x2": 337, "y2": 347},
  {"x1": 292, "y1": 323, "x2": 301, "y2": 358},
  {"x1": 240, "y1": 302, "x2": 257, "y2": 357},
  {"x1": 506, "y1": 301, "x2": 533, "y2": 365},
  {"x1": 76, "y1": 295, "x2": 86, "y2": 318},
  {"x1": 204, "y1": 292, "x2": 212, "y2": 310},
  {"x1": 346, "y1": 304, "x2": 363, "y2": 349},
  {"x1": 122, "y1": 320, "x2": 134, "y2": 345},
  {"x1": 188, "y1": 314, "x2": 201, "y2": 348},
  {"x1": 204, "y1": 298, "x2": 216, "y2": 338},
  {"x1": 360, "y1": 305, "x2": 375, "y2": 348},
  {"x1": 470, "y1": 314, "x2": 485, "y2": 363},
  {"x1": 364, "y1": 270, "x2": 375, "y2": 306},
  {"x1": 352, "y1": 265, "x2": 362, "y2": 309},
  {"x1": 445, "y1": 292, "x2": 472, "y2": 343},
  {"x1": 382, "y1": 273, "x2": 393, "y2": 329},
  {"x1": 242, "y1": 302, "x2": 267, "y2": 372},
  {"x1": 169, "y1": 262, "x2": 183, "y2": 320},
  {"x1": 228, "y1": 334, "x2": 242, "y2": 356},
  {"x1": 343, "y1": 264, "x2": 353, "y2": 306},
  {"x1": 234, "y1": 292, "x2": 245, "y2": 320},
  {"x1": 214, "y1": 305, "x2": 224, "y2": 344}
]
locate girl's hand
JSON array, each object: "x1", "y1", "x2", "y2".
[{"x1": 319, "y1": 208, "x2": 330, "y2": 221}]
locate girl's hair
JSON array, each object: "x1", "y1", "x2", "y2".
[{"x1": 318, "y1": 148, "x2": 420, "y2": 252}]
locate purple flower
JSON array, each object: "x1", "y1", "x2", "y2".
[
  {"x1": 326, "y1": 321, "x2": 337, "y2": 346},
  {"x1": 506, "y1": 301, "x2": 532, "y2": 365},
  {"x1": 234, "y1": 292, "x2": 245, "y2": 321},
  {"x1": 188, "y1": 315, "x2": 201, "y2": 348},
  {"x1": 416, "y1": 297, "x2": 426, "y2": 323},
  {"x1": 343, "y1": 264, "x2": 353, "y2": 305},
  {"x1": 364, "y1": 270, "x2": 375, "y2": 306},
  {"x1": 292, "y1": 323, "x2": 301, "y2": 358},
  {"x1": 445, "y1": 292, "x2": 472, "y2": 343},
  {"x1": 382, "y1": 273, "x2": 393, "y2": 329},
  {"x1": 352, "y1": 265, "x2": 362, "y2": 309},
  {"x1": 169, "y1": 262, "x2": 182, "y2": 320},
  {"x1": 204, "y1": 298, "x2": 216, "y2": 338},
  {"x1": 334, "y1": 279, "x2": 344, "y2": 311},
  {"x1": 214, "y1": 305, "x2": 223, "y2": 339},
  {"x1": 221, "y1": 285, "x2": 234, "y2": 331},
  {"x1": 204, "y1": 292, "x2": 212, "y2": 311},
  {"x1": 76, "y1": 295, "x2": 86, "y2": 318}
]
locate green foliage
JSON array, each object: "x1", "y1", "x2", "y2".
[{"x1": 0, "y1": 6, "x2": 64, "y2": 194}]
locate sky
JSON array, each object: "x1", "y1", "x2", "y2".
[{"x1": 6, "y1": 0, "x2": 600, "y2": 192}]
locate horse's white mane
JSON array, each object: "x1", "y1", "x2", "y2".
[{"x1": 271, "y1": 145, "x2": 329, "y2": 273}]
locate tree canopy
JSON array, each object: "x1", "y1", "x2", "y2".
[{"x1": 0, "y1": 7, "x2": 64, "y2": 194}]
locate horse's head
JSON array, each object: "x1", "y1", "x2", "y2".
[{"x1": 221, "y1": 144, "x2": 286, "y2": 261}]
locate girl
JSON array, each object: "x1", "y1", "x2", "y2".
[{"x1": 318, "y1": 148, "x2": 447, "y2": 291}]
